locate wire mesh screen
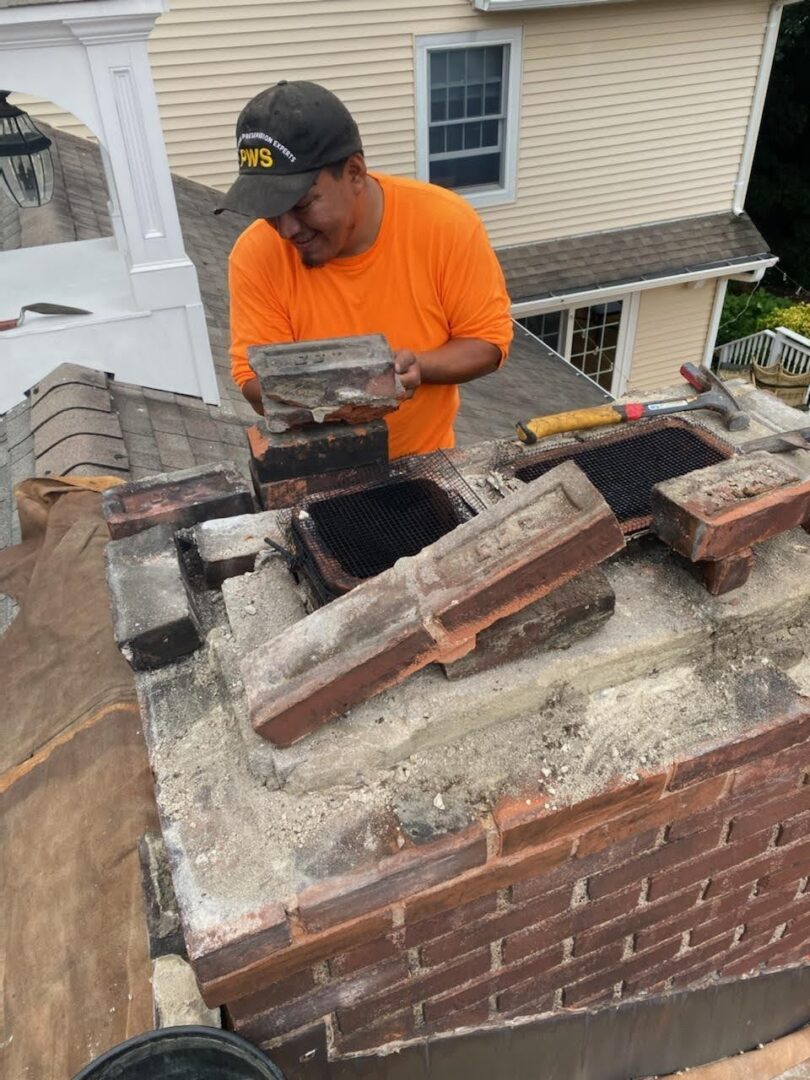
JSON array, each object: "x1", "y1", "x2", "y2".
[
  {"x1": 288, "y1": 450, "x2": 485, "y2": 602},
  {"x1": 304, "y1": 479, "x2": 466, "y2": 579},
  {"x1": 511, "y1": 418, "x2": 733, "y2": 533}
]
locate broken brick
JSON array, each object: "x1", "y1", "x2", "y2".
[
  {"x1": 186, "y1": 901, "x2": 291, "y2": 985},
  {"x1": 697, "y1": 548, "x2": 755, "y2": 596},
  {"x1": 651, "y1": 452, "x2": 810, "y2": 585},
  {"x1": 106, "y1": 523, "x2": 203, "y2": 670},
  {"x1": 241, "y1": 460, "x2": 625, "y2": 746},
  {"x1": 442, "y1": 566, "x2": 615, "y2": 679},
  {"x1": 192, "y1": 510, "x2": 284, "y2": 586},
  {"x1": 102, "y1": 462, "x2": 254, "y2": 539},
  {"x1": 247, "y1": 418, "x2": 388, "y2": 483},
  {"x1": 250, "y1": 334, "x2": 401, "y2": 428}
]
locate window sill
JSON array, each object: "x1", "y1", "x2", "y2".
[{"x1": 455, "y1": 185, "x2": 517, "y2": 210}]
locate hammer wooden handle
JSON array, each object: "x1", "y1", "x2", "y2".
[{"x1": 516, "y1": 405, "x2": 625, "y2": 444}]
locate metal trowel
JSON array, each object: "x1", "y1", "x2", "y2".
[{"x1": 0, "y1": 302, "x2": 91, "y2": 331}]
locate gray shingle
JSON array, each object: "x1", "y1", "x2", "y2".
[{"x1": 498, "y1": 214, "x2": 773, "y2": 303}]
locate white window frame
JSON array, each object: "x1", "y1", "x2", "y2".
[
  {"x1": 414, "y1": 26, "x2": 522, "y2": 210},
  {"x1": 519, "y1": 292, "x2": 639, "y2": 398}
]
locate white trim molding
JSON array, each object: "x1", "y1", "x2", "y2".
[
  {"x1": 611, "y1": 290, "x2": 640, "y2": 398},
  {"x1": 733, "y1": 0, "x2": 785, "y2": 215},
  {"x1": 414, "y1": 26, "x2": 522, "y2": 210}
]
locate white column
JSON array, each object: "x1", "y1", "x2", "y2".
[{"x1": 65, "y1": 10, "x2": 184, "y2": 269}]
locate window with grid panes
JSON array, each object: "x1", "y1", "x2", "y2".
[
  {"x1": 569, "y1": 301, "x2": 623, "y2": 392},
  {"x1": 427, "y1": 44, "x2": 507, "y2": 190},
  {"x1": 518, "y1": 301, "x2": 624, "y2": 393},
  {"x1": 415, "y1": 29, "x2": 521, "y2": 206},
  {"x1": 519, "y1": 311, "x2": 565, "y2": 355}
]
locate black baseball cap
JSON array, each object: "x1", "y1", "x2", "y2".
[{"x1": 215, "y1": 81, "x2": 363, "y2": 219}]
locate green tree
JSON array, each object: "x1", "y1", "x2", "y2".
[{"x1": 747, "y1": 1, "x2": 810, "y2": 289}]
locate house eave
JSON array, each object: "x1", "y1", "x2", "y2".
[{"x1": 509, "y1": 255, "x2": 778, "y2": 318}]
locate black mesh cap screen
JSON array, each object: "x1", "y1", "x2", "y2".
[
  {"x1": 515, "y1": 425, "x2": 729, "y2": 524},
  {"x1": 304, "y1": 478, "x2": 468, "y2": 580}
]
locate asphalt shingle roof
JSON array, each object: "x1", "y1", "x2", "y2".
[{"x1": 499, "y1": 213, "x2": 773, "y2": 304}]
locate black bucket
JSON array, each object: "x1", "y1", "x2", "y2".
[{"x1": 71, "y1": 1025, "x2": 285, "y2": 1080}]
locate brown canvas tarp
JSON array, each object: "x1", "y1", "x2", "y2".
[{"x1": 0, "y1": 478, "x2": 158, "y2": 1079}]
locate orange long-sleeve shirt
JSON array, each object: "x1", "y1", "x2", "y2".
[{"x1": 229, "y1": 173, "x2": 513, "y2": 459}]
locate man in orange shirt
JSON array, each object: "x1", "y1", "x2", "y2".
[{"x1": 218, "y1": 80, "x2": 513, "y2": 459}]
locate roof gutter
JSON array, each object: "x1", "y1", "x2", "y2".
[
  {"x1": 733, "y1": 0, "x2": 791, "y2": 215},
  {"x1": 509, "y1": 255, "x2": 778, "y2": 318}
]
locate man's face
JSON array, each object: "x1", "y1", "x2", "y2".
[{"x1": 268, "y1": 163, "x2": 360, "y2": 268}]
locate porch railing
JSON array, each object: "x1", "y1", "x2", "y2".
[{"x1": 714, "y1": 326, "x2": 810, "y2": 376}]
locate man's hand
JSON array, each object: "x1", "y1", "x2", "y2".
[
  {"x1": 393, "y1": 350, "x2": 422, "y2": 398},
  {"x1": 241, "y1": 376, "x2": 264, "y2": 416}
]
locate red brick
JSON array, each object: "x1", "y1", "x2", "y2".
[
  {"x1": 508, "y1": 885, "x2": 641, "y2": 965},
  {"x1": 588, "y1": 825, "x2": 722, "y2": 901},
  {"x1": 254, "y1": 1022, "x2": 328, "y2": 1067},
  {"x1": 697, "y1": 550, "x2": 754, "y2": 596},
  {"x1": 667, "y1": 770, "x2": 799, "y2": 842},
  {"x1": 421, "y1": 886, "x2": 571, "y2": 968},
  {"x1": 577, "y1": 886, "x2": 698, "y2": 956},
  {"x1": 404, "y1": 893, "x2": 498, "y2": 949},
  {"x1": 425, "y1": 1002, "x2": 491, "y2": 1031},
  {"x1": 423, "y1": 978, "x2": 494, "y2": 1023},
  {"x1": 102, "y1": 461, "x2": 254, "y2": 539},
  {"x1": 422, "y1": 943, "x2": 564, "y2": 1023},
  {"x1": 778, "y1": 811, "x2": 810, "y2": 849},
  {"x1": 337, "y1": 1008, "x2": 415, "y2": 1053},
  {"x1": 731, "y1": 741, "x2": 810, "y2": 794},
  {"x1": 668, "y1": 702, "x2": 810, "y2": 791},
  {"x1": 496, "y1": 773, "x2": 667, "y2": 858},
  {"x1": 650, "y1": 452, "x2": 810, "y2": 563},
  {"x1": 330, "y1": 936, "x2": 399, "y2": 978},
  {"x1": 514, "y1": 829, "x2": 658, "y2": 902},
  {"x1": 498, "y1": 975, "x2": 556, "y2": 1017},
  {"x1": 108, "y1": 523, "x2": 205, "y2": 672},
  {"x1": 499, "y1": 988, "x2": 554, "y2": 1019},
  {"x1": 665, "y1": 933, "x2": 737, "y2": 989},
  {"x1": 244, "y1": 460, "x2": 625, "y2": 746},
  {"x1": 200, "y1": 910, "x2": 394, "y2": 1008},
  {"x1": 227, "y1": 966, "x2": 318, "y2": 1022},
  {"x1": 772, "y1": 907, "x2": 810, "y2": 953},
  {"x1": 253, "y1": 334, "x2": 400, "y2": 427},
  {"x1": 403, "y1": 838, "x2": 573, "y2": 925},
  {"x1": 337, "y1": 948, "x2": 492, "y2": 1033},
  {"x1": 235, "y1": 956, "x2": 409, "y2": 1043},
  {"x1": 187, "y1": 901, "x2": 291, "y2": 989},
  {"x1": 577, "y1": 775, "x2": 729, "y2": 857},
  {"x1": 510, "y1": 940, "x2": 627, "y2": 1012},
  {"x1": 298, "y1": 824, "x2": 486, "y2": 933},
  {"x1": 729, "y1": 787, "x2": 810, "y2": 843},
  {"x1": 248, "y1": 418, "x2": 389, "y2": 482},
  {"x1": 711, "y1": 835, "x2": 810, "y2": 899},
  {"x1": 442, "y1": 568, "x2": 615, "y2": 680},
  {"x1": 739, "y1": 891, "x2": 809, "y2": 944},
  {"x1": 688, "y1": 895, "x2": 750, "y2": 947},
  {"x1": 563, "y1": 977, "x2": 617, "y2": 1009},
  {"x1": 649, "y1": 831, "x2": 771, "y2": 903},
  {"x1": 577, "y1": 937, "x2": 681, "y2": 1004}
]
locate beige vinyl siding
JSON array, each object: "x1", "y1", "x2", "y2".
[
  {"x1": 628, "y1": 279, "x2": 719, "y2": 393},
  {"x1": 15, "y1": 0, "x2": 769, "y2": 247}
]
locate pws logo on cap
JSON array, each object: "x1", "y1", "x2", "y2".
[{"x1": 237, "y1": 131, "x2": 297, "y2": 172}]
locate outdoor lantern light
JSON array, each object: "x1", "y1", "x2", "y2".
[{"x1": 0, "y1": 90, "x2": 54, "y2": 208}]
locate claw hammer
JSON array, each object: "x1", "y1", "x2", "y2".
[{"x1": 516, "y1": 364, "x2": 750, "y2": 445}]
